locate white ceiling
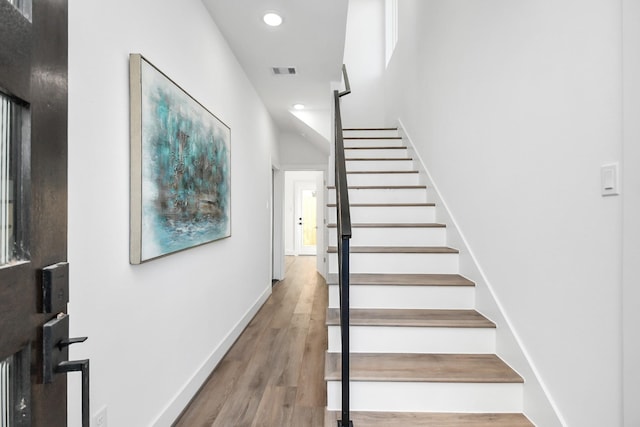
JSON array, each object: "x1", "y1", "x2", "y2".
[{"x1": 202, "y1": 0, "x2": 349, "y2": 151}]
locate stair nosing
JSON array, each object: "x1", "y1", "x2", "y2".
[
  {"x1": 327, "y1": 246, "x2": 458, "y2": 254},
  {"x1": 327, "y1": 223, "x2": 445, "y2": 228},
  {"x1": 346, "y1": 170, "x2": 419, "y2": 174},
  {"x1": 343, "y1": 136, "x2": 402, "y2": 140},
  {"x1": 325, "y1": 308, "x2": 496, "y2": 328},
  {"x1": 327, "y1": 203, "x2": 435, "y2": 207},
  {"x1": 324, "y1": 411, "x2": 535, "y2": 427},
  {"x1": 345, "y1": 146, "x2": 407, "y2": 150},
  {"x1": 346, "y1": 157, "x2": 412, "y2": 161},
  {"x1": 343, "y1": 127, "x2": 398, "y2": 131},
  {"x1": 327, "y1": 185, "x2": 426, "y2": 190},
  {"x1": 325, "y1": 353, "x2": 524, "y2": 383},
  {"x1": 325, "y1": 273, "x2": 475, "y2": 287}
]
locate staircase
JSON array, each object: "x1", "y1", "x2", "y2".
[{"x1": 325, "y1": 128, "x2": 534, "y2": 426}]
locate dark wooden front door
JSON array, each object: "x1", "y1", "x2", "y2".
[{"x1": 0, "y1": 0, "x2": 69, "y2": 425}]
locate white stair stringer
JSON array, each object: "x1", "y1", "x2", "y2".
[{"x1": 325, "y1": 127, "x2": 527, "y2": 422}]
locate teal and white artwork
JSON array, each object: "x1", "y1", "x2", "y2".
[{"x1": 130, "y1": 54, "x2": 231, "y2": 264}]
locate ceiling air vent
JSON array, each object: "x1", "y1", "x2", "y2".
[{"x1": 272, "y1": 66, "x2": 297, "y2": 75}]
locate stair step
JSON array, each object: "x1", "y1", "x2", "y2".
[
  {"x1": 327, "y1": 203, "x2": 434, "y2": 207},
  {"x1": 345, "y1": 147, "x2": 408, "y2": 159},
  {"x1": 346, "y1": 170, "x2": 420, "y2": 186},
  {"x1": 327, "y1": 222, "x2": 447, "y2": 245},
  {"x1": 346, "y1": 158, "x2": 414, "y2": 171},
  {"x1": 326, "y1": 309, "x2": 496, "y2": 353},
  {"x1": 328, "y1": 203, "x2": 436, "y2": 224},
  {"x1": 326, "y1": 308, "x2": 494, "y2": 328},
  {"x1": 326, "y1": 273, "x2": 474, "y2": 287},
  {"x1": 344, "y1": 136, "x2": 402, "y2": 140},
  {"x1": 328, "y1": 223, "x2": 445, "y2": 228},
  {"x1": 329, "y1": 185, "x2": 426, "y2": 190},
  {"x1": 325, "y1": 353, "x2": 523, "y2": 383},
  {"x1": 345, "y1": 146, "x2": 407, "y2": 150},
  {"x1": 327, "y1": 246, "x2": 458, "y2": 254},
  {"x1": 328, "y1": 286, "x2": 474, "y2": 309},
  {"x1": 345, "y1": 139, "x2": 404, "y2": 148},
  {"x1": 343, "y1": 127, "x2": 398, "y2": 131},
  {"x1": 346, "y1": 170, "x2": 418, "y2": 174},
  {"x1": 324, "y1": 411, "x2": 534, "y2": 427},
  {"x1": 329, "y1": 186, "x2": 427, "y2": 204}
]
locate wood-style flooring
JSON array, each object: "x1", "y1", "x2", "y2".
[{"x1": 173, "y1": 256, "x2": 327, "y2": 427}]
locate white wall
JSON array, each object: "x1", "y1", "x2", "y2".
[
  {"x1": 340, "y1": 0, "x2": 386, "y2": 127},
  {"x1": 384, "y1": 1, "x2": 623, "y2": 426},
  {"x1": 279, "y1": 132, "x2": 329, "y2": 167},
  {"x1": 623, "y1": 0, "x2": 640, "y2": 425},
  {"x1": 67, "y1": 0, "x2": 279, "y2": 425}
]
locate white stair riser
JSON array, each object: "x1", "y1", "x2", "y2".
[
  {"x1": 345, "y1": 148, "x2": 408, "y2": 159},
  {"x1": 346, "y1": 159, "x2": 414, "y2": 171},
  {"x1": 328, "y1": 188, "x2": 427, "y2": 204},
  {"x1": 328, "y1": 285, "x2": 475, "y2": 309},
  {"x1": 328, "y1": 227, "x2": 446, "y2": 247},
  {"x1": 326, "y1": 382, "x2": 523, "y2": 413},
  {"x1": 344, "y1": 139, "x2": 403, "y2": 148},
  {"x1": 328, "y1": 252, "x2": 458, "y2": 275},
  {"x1": 327, "y1": 326, "x2": 496, "y2": 354},
  {"x1": 328, "y1": 206, "x2": 436, "y2": 223},
  {"x1": 346, "y1": 173, "x2": 419, "y2": 186},
  {"x1": 343, "y1": 130, "x2": 399, "y2": 138}
]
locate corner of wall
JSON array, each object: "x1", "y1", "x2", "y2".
[{"x1": 397, "y1": 119, "x2": 565, "y2": 427}]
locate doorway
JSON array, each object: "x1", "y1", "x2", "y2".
[
  {"x1": 294, "y1": 181, "x2": 318, "y2": 255},
  {"x1": 283, "y1": 171, "x2": 324, "y2": 257}
]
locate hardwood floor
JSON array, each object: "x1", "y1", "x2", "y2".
[{"x1": 173, "y1": 256, "x2": 327, "y2": 427}]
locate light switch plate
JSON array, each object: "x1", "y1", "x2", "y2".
[{"x1": 601, "y1": 163, "x2": 619, "y2": 196}]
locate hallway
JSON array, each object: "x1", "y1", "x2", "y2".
[{"x1": 174, "y1": 256, "x2": 327, "y2": 426}]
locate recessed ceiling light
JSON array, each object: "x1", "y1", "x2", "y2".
[
  {"x1": 263, "y1": 12, "x2": 283, "y2": 27},
  {"x1": 293, "y1": 103, "x2": 305, "y2": 110}
]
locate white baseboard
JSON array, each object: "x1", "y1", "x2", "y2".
[{"x1": 151, "y1": 285, "x2": 272, "y2": 426}]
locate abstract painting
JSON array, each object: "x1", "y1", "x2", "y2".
[{"x1": 129, "y1": 54, "x2": 231, "y2": 264}]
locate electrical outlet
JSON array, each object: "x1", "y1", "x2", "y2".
[{"x1": 93, "y1": 406, "x2": 107, "y2": 427}]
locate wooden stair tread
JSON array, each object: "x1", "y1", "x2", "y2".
[
  {"x1": 327, "y1": 246, "x2": 458, "y2": 254},
  {"x1": 343, "y1": 136, "x2": 402, "y2": 140},
  {"x1": 346, "y1": 157, "x2": 412, "y2": 161},
  {"x1": 325, "y1": 411, "x2": 534, "y2": 427},
  {"x1": 328, "y1": 185, "x2": 426, "y2": 190},
  {"x1": 327, "y1": 222, "x2": 445, "y2": 228},
  {"x1": 343, "y1": 127, "x2": 398, "y2": 131},
  {"x1": 326, "y1": 308, "x2": 495, "y2": 328},
  {"x1": 325, "y1": 353, "x2": 523, "y2": 383},
  {"x1": 345, "y1": 147, "x2": 407, "y2": 151},
  {"x1": 346, "y1": 170, "x2": 418, "y2": 174},
  {"x1": 326, "y1": 273, "x2": 474, "y2": 286},
  {"x1": 327, "y1": 203, "x2": 435, "y2": 207}
]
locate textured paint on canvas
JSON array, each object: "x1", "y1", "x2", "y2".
[{"x1": 140, "y1": 60, "x2": 230, "y2": 261}]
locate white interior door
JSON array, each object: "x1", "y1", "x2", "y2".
[{"x1": 294, "y1": 181, "x2": 317, "y2": 255}]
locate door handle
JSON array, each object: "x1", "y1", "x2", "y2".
[{"x1": 43, "y1": 314, "x2": 90, "y2": 427}]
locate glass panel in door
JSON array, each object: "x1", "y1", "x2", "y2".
[{"x1": 301, "y1": 189, "x2": 317, "y2": 247}]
